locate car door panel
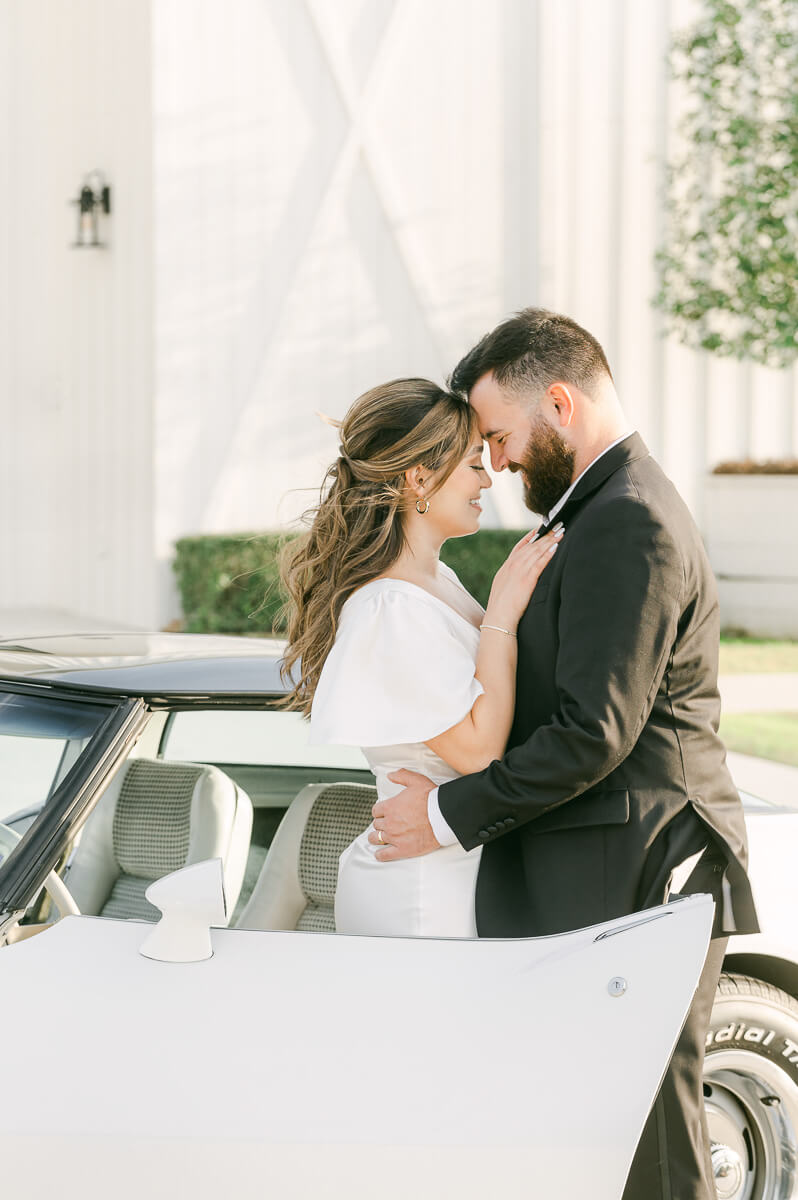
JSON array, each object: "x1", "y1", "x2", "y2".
[{"x1": 0, "y1": 893, "x2": 713, "y2": 1199}]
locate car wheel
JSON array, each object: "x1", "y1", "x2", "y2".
[{"x1": 704, "y1": 973, "x2": 798, "y2": 1200}]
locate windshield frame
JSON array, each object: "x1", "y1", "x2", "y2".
[{"x1": 0, "y1": 680, "x2": 149, "y2": 913}]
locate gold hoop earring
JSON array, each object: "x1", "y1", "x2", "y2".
[{"x1": 415, "y1": 497, "x2": 430, "y2": 515}]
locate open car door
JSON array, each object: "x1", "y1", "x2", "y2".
[{"x1": 0, "y1": 873, "x2": 713, "y2": 1200}]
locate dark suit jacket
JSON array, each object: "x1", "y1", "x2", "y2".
[{"x1": 438, "y1": 433, "x2": 759, "y2": 938}]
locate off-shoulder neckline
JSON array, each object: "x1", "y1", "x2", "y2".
[{"x1": 344, "y1": 565, "x2": 482, "y2": 632}]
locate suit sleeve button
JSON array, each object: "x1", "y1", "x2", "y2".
[
  {"x1": 478, "y1": 829, "x2": 489, "y2": 840},
  {"x1": 505, "y1": 817, "x2": 516, "y2": 826},
  {"x1": 486, "y1": 824, "x2": 498, "y2": 834}
]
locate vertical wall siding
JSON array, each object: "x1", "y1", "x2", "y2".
[
  {"x1": 0, "y1": 0, "x2": 154, "y2": 628},
  {"x1": 152, "y1": 0, "x2": 796, "y2": 626},
  {"x1": 153, "y1": 0, "x2": 796, "y2": 581},
  {"x1": 1, "y1": 1, "x2": 795, "y2": 629},
  {"x1": 152, "y1": 0, "x2": 516, "y2": 622}
]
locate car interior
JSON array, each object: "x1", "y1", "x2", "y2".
[
  {"x1": 1, "y1": 703, "x2": 377, "y2": 938},
  {"x1": 65, "y1": 757, "x2": 254, "y2": 922},
  {"x1": 0, "y1": 697, "x2": 779, "y2": 946}
]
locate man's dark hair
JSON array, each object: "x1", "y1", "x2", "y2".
[{"x1": 449, "y1": 307, "x2": 613, "y2": 401}]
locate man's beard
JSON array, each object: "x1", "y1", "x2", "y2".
[{"x1": 512, "y1": 411, "x2": 576, "y2": 517}]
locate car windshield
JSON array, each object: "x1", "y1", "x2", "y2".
[{"x1": 0, "y1": 690, "x2": 113, "y2": 829}]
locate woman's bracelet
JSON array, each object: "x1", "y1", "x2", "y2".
[{"x1": 479, "y1": 623, "x2": 517, "y2": 638}]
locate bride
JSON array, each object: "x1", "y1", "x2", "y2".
[{"x1": 280, "y1": 378, "x2": 562, "y2": 936}]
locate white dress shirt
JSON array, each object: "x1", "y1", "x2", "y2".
[{"x1": 427, "y1": 432, "x2": 635, "y2": 847}]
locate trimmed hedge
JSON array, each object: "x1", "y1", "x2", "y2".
[
  {"x1": 172, "y1": 528, "x2": 532, "y2": 635},
  {"x1": 440, "y1": 529, "x2": 531, "y2": 607},
  {"x1": 173, "y1": 532, "x2": 294, "y2": 635}
]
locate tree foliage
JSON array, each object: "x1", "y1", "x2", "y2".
[{"x1": 655, "y1": 0, "x2": 798, "y2": 368}]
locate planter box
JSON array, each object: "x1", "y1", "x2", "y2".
[{"x1": 704, "y1": 475, "x2": 798, "y2": 638}]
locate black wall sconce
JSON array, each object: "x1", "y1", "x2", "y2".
[{"x1": 70, "y1": 170, "x2": 111, "y2": 248}]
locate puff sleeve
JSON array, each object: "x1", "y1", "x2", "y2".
[{"x1": 309, "y1": 585, "x2": 483, "y2": 747}]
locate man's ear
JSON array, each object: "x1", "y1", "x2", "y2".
[{"x1": 547, "y1": 383, "x2": 576, "y2": 428}]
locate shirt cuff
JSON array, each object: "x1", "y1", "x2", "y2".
[{"x1": 427, "y1": 786, "x2": 459, "y2": 847}]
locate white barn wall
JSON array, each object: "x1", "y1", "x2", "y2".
[
  {"x1": 152, "y1": 0, "x2": 797, "y2": 631},
  {"x1": 152, "y1": 0, "x2": 525, "y2": 624},
  {"x1": 1, "y1": 0, "x2": 795, "y2": 631},
  {"x1": 154, "y1": 0, "x2": 798, "y2": 554},
  {"x1": 0, "y1": 0, "x2": 154, "y2": 629}
]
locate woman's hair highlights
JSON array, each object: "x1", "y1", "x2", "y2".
[{"x1": 279, "y1": 378, "x2": 475, "y2": 715}]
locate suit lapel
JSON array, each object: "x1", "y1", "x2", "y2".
[{"x1": 552, "y1": 432, "x2": 650, "y2": 526}]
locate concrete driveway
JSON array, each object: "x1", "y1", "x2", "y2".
[
  {"x1": 720, "y1": 673, "x2": 798, "y2": 715},
  {"x1": 720, "y1": 672, "x2": 798, "y2": 809},
  {"x1": 0, "y1": 608, "x2": 145, "y2": 637}
]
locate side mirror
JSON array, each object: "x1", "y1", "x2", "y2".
[{"x1": 139, "y1": 858, "x2": 227, "y2": 963}]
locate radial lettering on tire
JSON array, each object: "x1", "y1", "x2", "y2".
[{"x1": 704, "y1": 973, "x2": 798, "y2": 1200}]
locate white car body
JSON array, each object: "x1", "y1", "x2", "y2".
[
  {"x1": 727, "y1": 808, "x2": 798, "y2": 975},
  {"x1": 0, "y1": 633, "x2": 796, "y2": 1200},
  {"x1": 1, "y1": 885, "x2": 713, "y2": 1200}
]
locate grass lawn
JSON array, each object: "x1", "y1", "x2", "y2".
[
  {"x1": 719, "y1": 638, "x2": 798, "y2": 674},
  {"x1": 719, "y1": 711, "x2": 798, "y2": 767}
]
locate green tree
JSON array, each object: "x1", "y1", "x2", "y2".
[{"x1": 655, "y1": 0, "x2": 798, "y2": 368}]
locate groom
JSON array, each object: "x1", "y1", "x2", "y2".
[{"x1": 371, "y1": 308, "x2": 758, "y2": 1199}]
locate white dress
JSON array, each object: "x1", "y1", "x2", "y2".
[{"x1": 309, "y1": 563, "x2": 484, "y2": 937}]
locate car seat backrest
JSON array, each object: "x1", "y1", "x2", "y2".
[
  {"x1": 66, "y1": 757, "x2": 253, "y2": 922},
  {"x1": 236, "y1": 782, "x2": 376, "y2": 932},
  {"x1": 102, "y1": 759, "x2": 205, "y2": 919}
]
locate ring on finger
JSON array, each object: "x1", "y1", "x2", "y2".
[{"x1": 377, "y1": 829, "x2": 385, "y2": 844}]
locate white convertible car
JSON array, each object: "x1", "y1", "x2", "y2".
[{"x1": 0, "y1": 634, "x2": 796, "y2": 1200}]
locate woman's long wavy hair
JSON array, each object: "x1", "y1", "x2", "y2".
[{"x1": 279, "y1": 378, "x2": 476, "y2": 715}]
